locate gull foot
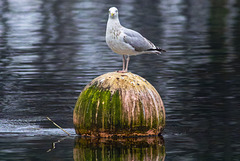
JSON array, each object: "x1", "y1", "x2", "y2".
[{"x1": 117, "y1": 70, "x2": 127, "y2": 73}]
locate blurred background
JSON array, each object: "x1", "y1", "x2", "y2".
[{"x1": 0, "y1": 0, "x2": 240, "y2": 160}]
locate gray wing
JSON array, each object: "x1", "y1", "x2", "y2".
[{"x1": 123, "y1": 28, "x2": 156, "y2": 52}]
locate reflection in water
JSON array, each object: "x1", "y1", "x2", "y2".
[{"x1": 73, "y1": 136, "x2": 165, "y2": 161}]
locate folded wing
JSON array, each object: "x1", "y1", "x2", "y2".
[{"x1": 123, "y1": 28, "x2": 156, "y2": 52}]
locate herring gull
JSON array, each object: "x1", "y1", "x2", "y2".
[{"x1": 106, "y1": 7, "x2": 166, "y2": 72}]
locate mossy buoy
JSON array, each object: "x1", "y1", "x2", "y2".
[{"x1": 73, "y1": 72, "x2": 165, "y2": 137}]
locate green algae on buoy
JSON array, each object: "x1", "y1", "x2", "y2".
[{"x1": 73, "y1": 72, "x2": 165, "y2": 137}]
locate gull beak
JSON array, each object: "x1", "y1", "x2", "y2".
[{"x1": 111, "y1": 13, "x2": 114, "y2": 17}]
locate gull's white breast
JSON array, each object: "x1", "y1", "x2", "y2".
[{"x1": 106, "y1": 26, "x2": 137, "y2": 56}]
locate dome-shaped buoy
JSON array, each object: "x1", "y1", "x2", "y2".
[{"x1": 73, "y1": 72, "x2": 165, "y2": 137}]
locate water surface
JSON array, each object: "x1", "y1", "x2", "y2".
[{"x1": 0, "y1": 0, "x2": 240, "y2": 160}]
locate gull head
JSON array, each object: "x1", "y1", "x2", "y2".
[{"x1": 109, "y1": 7, "x2": 118, "y2": 19}]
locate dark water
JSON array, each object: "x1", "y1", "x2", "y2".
[{"x1": 1, "y1": 0, "x2": 240, "y2": 160}]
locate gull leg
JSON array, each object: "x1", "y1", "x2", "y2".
[
  {"x1": 117, "y1": 55, "x2": 128, "y2": 73},
  {"x1": 122, "y1": 55, "x2": 126, "y2": 71},
  {"x1": 125, "y1": 55, "x2": 130, "y2": 72}
]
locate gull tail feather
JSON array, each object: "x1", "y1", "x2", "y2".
[{"x1": 147, "y1": 47, "x2": 166, "y2": 55}]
